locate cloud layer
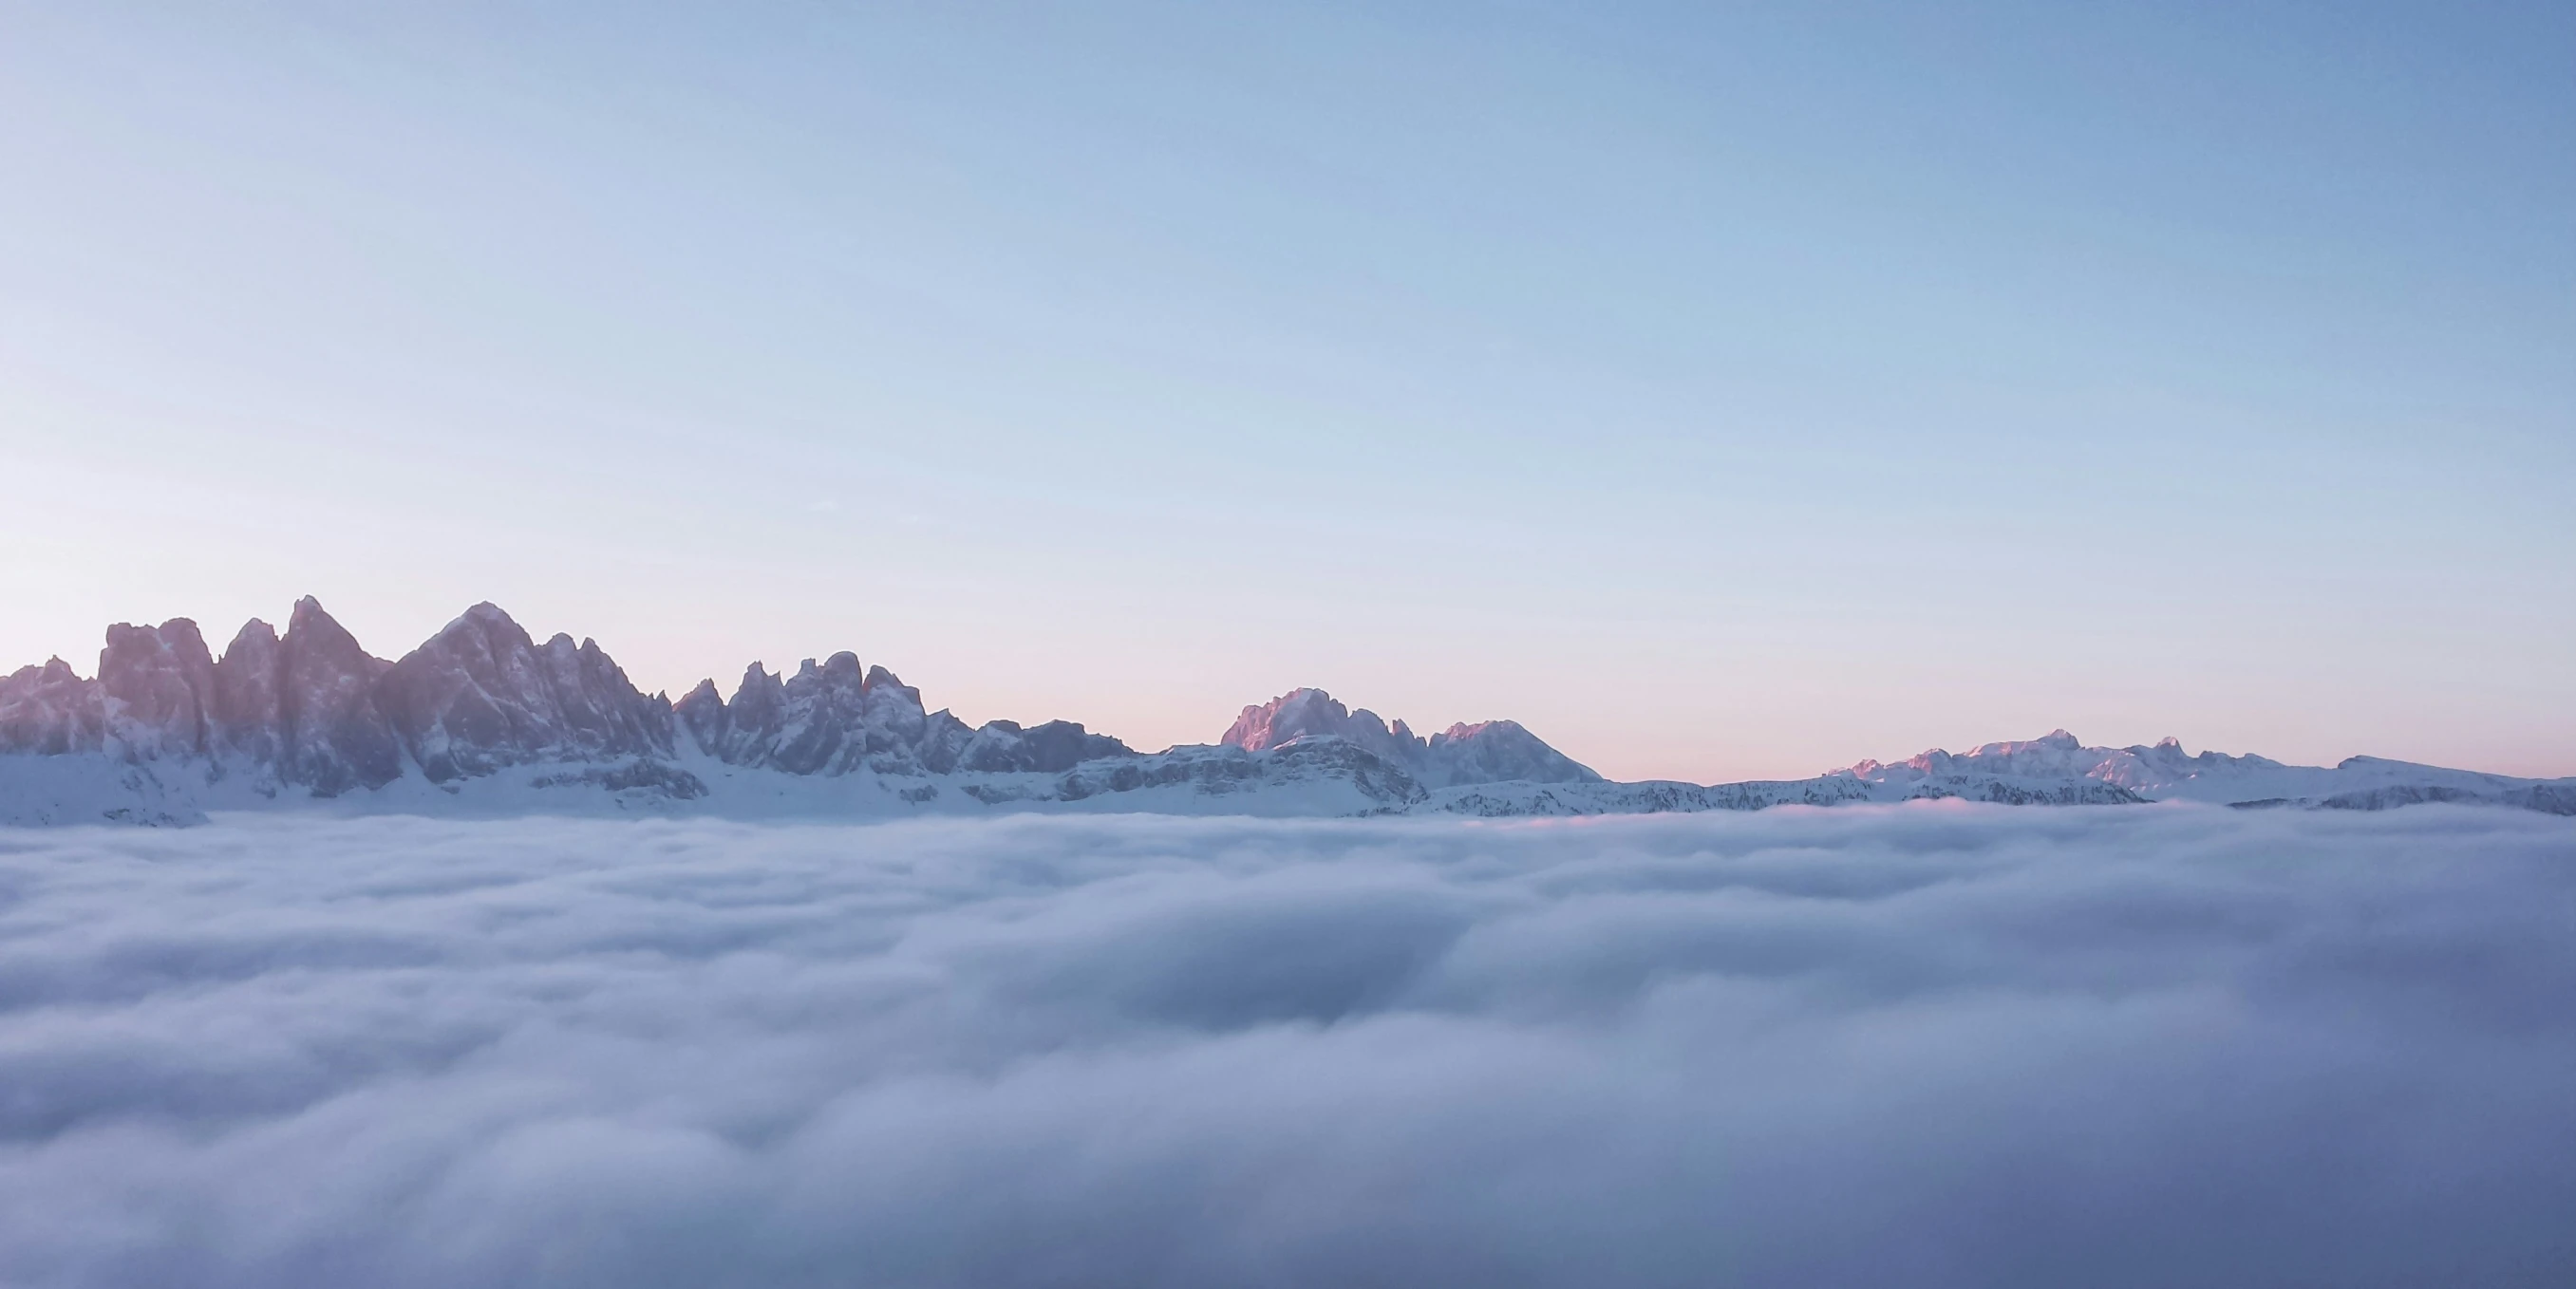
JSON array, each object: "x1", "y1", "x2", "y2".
[{"x1": 2, "y1": 805, "x2": 2572, "y2": 1287}]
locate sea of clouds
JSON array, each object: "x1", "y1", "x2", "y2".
[{"x1": 1, "y1": 804, "x2": 2571, "y2": 1287}]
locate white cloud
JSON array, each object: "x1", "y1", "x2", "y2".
[{"x1": 1, "y1": 804, "x2": 2572, "y2": 1286}]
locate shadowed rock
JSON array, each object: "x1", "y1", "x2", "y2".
[
  {"x1": 377, "y1": 603, "x2": 672, "y2": 782},
  {"x1": 273, "y1": 598, "x2": 402, "y2": 796}
]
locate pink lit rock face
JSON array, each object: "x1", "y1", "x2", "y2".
[
  {"x1": 97, "y1": 619, "x2": 215, "y2": 760},
  {"x1": 1221, "y1": 687, "x2": 1601, "y2": 788},
  {"x1": 5, "y1": 599, "x2": 402, "y2": 795},
  {"x1": 1, "y1": 597, "x2": 2571, "y2": 827},
  {"x1": 0, "y1": 658, "x2": 103, "y2": 757}
]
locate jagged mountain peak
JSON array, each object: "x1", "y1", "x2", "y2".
[
  {"x1": 99, "y1": 618, "x2": 216, "y2": 760},
  {"x1": 1222, "y1": 687, "x2": 1598, "y2": 788},
  {"x1": 286, "y1": 594, "x2": 348, "y2": 635},
  {"x1": 378, "y1": 601, "x2": 672, "y2": 784},
  {"x1": 1223, "y1": 688, "x2": 1369, "y2": 754},
  {"x1": 225, "y1": 617, "x2": 278, "y2": 653}
]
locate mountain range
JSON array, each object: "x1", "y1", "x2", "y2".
[{"x1": 3, "y1": 599, "x2": 2567, "y2": 826}]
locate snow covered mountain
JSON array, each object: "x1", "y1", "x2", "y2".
[
  {"x1": 1823, "y1": 728, "x2": 2576, "y2": 811},
  {"x1": 1425, "y1": 729, "x2": 2575, "y2": 818},
  {"x1": 3, "y1": 599, "x2": 2568, "y2": 826}
]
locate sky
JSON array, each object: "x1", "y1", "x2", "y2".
[
  {"x1": 2, "y1": 2, "x2": 2569, "y2": 782},
  {"x1": 4, "y1": 807, "x2": 2574, "y2": 1285}
]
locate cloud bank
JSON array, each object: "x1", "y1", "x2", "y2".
[{"x1": 1, "y1": 805, "x2": 2572, "y2": 1287}]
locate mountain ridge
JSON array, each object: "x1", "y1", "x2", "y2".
[{"x1": 3, "y1": 598, "x2": 2568, "y2": 826}]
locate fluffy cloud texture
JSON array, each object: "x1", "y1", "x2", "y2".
[{"x1": 2, "y1": 805, "x2": 2572, "y2": 1287}]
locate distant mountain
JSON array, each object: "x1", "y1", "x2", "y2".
[
  {"x1": 1425, "y1": 729, "x2": 2575, "y2": 818},
  {"x1": 1819, "y1": 728, "x2": 2569, "y2": 809},
  {"x1": 2, "y1": 599, "x2": 2567, "y2": 826},
  {"x1": 1220, "y1": 687, "x2": 1600, "y2": 788}
]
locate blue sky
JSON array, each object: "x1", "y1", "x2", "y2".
[{"x1": 2, "y1": 2, "x2": 2569, "y2": 780}]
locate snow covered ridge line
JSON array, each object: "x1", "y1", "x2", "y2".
[
  {"x1": 3, "y1": 597, "x2": 2570, "y2": 826},
  {"x1": 1429, "y1": 738, "x2": 2576, "y2": 820}
]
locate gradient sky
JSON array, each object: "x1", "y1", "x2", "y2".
[{"x1": 3, "y1": 2, "x2": 2569, "y2": 783}]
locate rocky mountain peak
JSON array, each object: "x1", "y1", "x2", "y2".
[
  {"x1": 223, "y1": 620, "x2": 278, "y2": 658},
  {"x1": 376, "y1": 603, "x2": 672, "y2": 783},
  {"x1": 1223, "y1": 688, "x2": 1596, "y2": 788},
  {"x1": 0, "y1": 657, "x2": 103, "y2": 757},
  {"x1": 1223, "y1": 688, "x2": 1409, "y2": 757},
  {"x1": 1222, "y1": 687, "x2": 1328, "y2": 752},
  {"x1": 273, "y1": 597, "x2": 401, "y2": 795},
  {"x1": 211, "y1": 620, "x2": 283, "y2": 765},
  {"x1": 673, "y1": 677, "x2": 729, "y2": 751},
  {"x1": 1422, "y1": 718, "x2": 1599, "y2": 787},
  {"x1": 99, "y1": 618, "x2": 216, "y2": 759}
]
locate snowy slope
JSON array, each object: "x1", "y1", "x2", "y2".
[{"x1": 0, "y1": 754, "x2": 205, "y2": 828}]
